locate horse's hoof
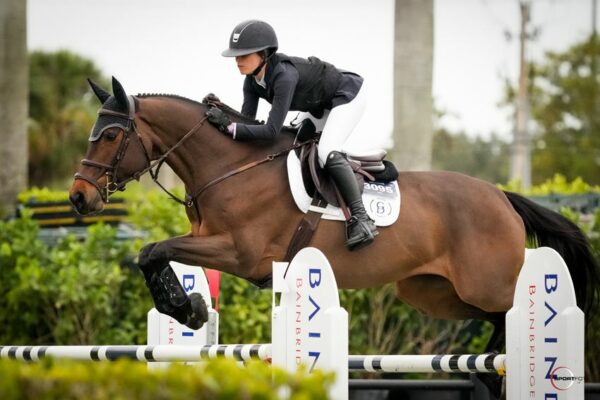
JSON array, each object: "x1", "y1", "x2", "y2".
[{"x1": 185, "y1": 293, "x2": 209, "y2": 330}]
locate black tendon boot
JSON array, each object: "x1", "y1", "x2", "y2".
[
  {"x1": 138, "y1": 249, "x2": 208, "y2": 331},
  {"x1": 147, "y1": 265, "x2": 208, "y2": 330},
  {"x1": 325, "y1": 151, "x2": 378, "y2": 250}
]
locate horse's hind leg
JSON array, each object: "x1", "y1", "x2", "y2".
[
  {"x1": 474, "y1": 313, "x2": 506, "y2": 400},
  {"x1": 394, "y1": 275, "x2": 491, "y2": 320},
  {"x1": 396, "y1": 276, "x2": 506, "y2": 399},
  {"x1": 483, "y1": 313, "x2": 506, "y2": 353},
  {"x1": 138, "y1": 242, "x2": 208, "y2": 330}
]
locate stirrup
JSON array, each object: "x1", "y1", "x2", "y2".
[{"x1": 345, "y1": 216, "x2": 378, "y2": 251}]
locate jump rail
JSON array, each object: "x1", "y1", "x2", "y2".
[
  {"x1": 348, "y1": 354, "x2": 506, "y2": 374},
  {"x1": 0, "y1": 345, "x2": 505, "y2": 375},
  {"x1": 0, "y1": 344, "x2": 271, "y2": 362}
]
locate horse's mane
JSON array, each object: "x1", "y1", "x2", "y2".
[{"x1": 136, "y1": 93, "x2": 262, "y2": 125}]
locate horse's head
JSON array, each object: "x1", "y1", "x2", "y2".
[{"x1": 69, "y1": 77, "x2": 150, "y2": 214}]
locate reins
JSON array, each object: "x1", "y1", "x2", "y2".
[
  {"x1": 139, "y1": 116, "x2": 209, "y2": 206},
  {"x1": 186, "y1": 140, "x2": 313, "y2": 206},
  {"x1": 77, "y1": 96, "x2": 312, "y2": 210}
]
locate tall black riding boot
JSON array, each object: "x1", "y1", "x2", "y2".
[{"x1": 325, "y1": 151, "x2": 378, "y2": 250}]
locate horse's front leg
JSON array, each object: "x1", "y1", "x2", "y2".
[{"x1": 137, "y1": 233, "x2": 237, "y2": 330}]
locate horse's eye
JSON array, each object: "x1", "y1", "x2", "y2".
[{"x1": 104, "y1": 130, "x2": 118, "y2": 141}]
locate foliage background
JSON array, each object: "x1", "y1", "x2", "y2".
[
  {"x1": 502, "y1": 36, "x2": 600, "y2": 185},
  {"x1": 28, "y1": 50, "x2": 109, "y2": 188}
]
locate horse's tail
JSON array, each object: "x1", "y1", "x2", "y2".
[{"x1": 504, "y1": 190, "x2": 600, "y2": 320}]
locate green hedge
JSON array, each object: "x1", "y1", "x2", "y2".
[
  {"x1": 0, "y1": 358, "x2": 332, "y2": 399},
  {"x1": 0, "y1": 212, "x2": 149, "y2": 345},
  {"x1": 498, "y1": 173, "x2": 600, "y2": 195}
]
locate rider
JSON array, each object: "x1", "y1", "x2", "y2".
[{"x1": 205, "y1": 19, "x2": 377, "y2": 251}]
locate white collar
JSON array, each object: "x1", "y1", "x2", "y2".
[{"x1": 255, "y1": 74, "x2": 266, "y2": 88}]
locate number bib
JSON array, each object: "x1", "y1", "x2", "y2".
[{"x1": 361, "y1": 181, "x2": 401, "y2": 226}]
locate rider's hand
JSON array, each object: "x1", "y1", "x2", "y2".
[
  {"x1": 296, "y1": 118, "x2": 317, "y2": 142},
  {"x1": 206, "y1": 107, "x2": 233, "y2": 136},
  {"x1": 202, "y1": 93, "x2": 221, "y2": 105}
]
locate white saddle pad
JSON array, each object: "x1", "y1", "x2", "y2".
[{"x1": 286, "y1": 151, "x2": 401, "y2": 226}]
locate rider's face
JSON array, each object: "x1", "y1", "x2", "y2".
[{"x1": 235, "y1": 53, "x2": 263, "y2": 75}]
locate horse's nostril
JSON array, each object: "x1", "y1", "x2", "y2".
[{"x1": 69, "y1": 191, "x2": 85, "y2": 210}]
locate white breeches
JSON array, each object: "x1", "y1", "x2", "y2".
[{"x1": 293, "y1": 81, "x2": 368, "y2": 166}]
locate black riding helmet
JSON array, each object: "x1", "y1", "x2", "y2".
[{"x1": 221, "y1": 20, "x2": 278, "y2": 58}]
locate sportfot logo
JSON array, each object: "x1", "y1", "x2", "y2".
[{"x1": 549, "y1": 366, "x2": 584, "y2": 391}]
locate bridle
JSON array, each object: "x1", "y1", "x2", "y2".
[
  {"x1": 75, "y1": 95, "x2": 310, "y2": 208},
  {"x1": 74, "y1": 95, "x2": 208, "y2": 205}
]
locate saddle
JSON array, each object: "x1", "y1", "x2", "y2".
[
  {"x1": 294, "y1": 124, "x2": 399, "y2": 207},
  {"x1": 283, "y1": 122, "x2": 399, "y2": 262}
]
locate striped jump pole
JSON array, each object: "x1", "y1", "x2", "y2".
[
  {"x1": 348, "y1": 354, "x2": 506, "y2": 375},
  {"x1": 0, "y1": 344, "x2": 271, "y2": 362},
  {"x1": 0, "y1": 345, "x2": 505, "y2": 375}
]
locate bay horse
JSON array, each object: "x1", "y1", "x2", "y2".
[{"x1": 70, "y1": 78, "x2": 599, "y2": 355}]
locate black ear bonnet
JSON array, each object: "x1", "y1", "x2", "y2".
[{"x1": 88, "y1": 77, "x2": 135, "y2": 142}]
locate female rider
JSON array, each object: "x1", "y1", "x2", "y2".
[{"x1": 205, "y1": 19, "x2": 377, "y2": 250}]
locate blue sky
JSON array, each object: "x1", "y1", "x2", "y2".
[{"x1": 28, "y1": 0, "x2": 595, "y2": 151}]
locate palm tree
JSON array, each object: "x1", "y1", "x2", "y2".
[
  {"x1": 28, "y1": 50, "x2": 108, "y2": 187},
  {"x1": 392, "y1": 0, "x2": 434, "y2": 171},
  {"x1": 0, "y1": 0, "x2": 28, "y2": 216}
]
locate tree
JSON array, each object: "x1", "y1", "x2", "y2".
[
  {"x1": 505, "y1": 36, "x2": 600, "y2": 185},
  {"x1": 391, "y1": 0, "x2": 434, "y2": 171},
  {"x1": 28, "y1": 51, "x2": 108, "y2": 187},
  {"x1": 432, "y1": 128, "x2": 510, "y2": 184},
  {"x1": 0, "y1": 0, "x2": 28, "y2": 217}
]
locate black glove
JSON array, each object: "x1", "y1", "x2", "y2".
[
  {"x1": 206, "y1": 107, "x2": 232, "y2": 134},
  {"x1": 296, "y1": 118, "x2": 317, "y2": 142},
  {"x1": 202, "y1": 93, "x2": 221, "y2": 105}
]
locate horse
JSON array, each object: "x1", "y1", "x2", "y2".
[{"x1": 69, "y1": 77, "x2": 599, "y2": 369}]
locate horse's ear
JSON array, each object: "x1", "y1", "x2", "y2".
[
  {"x1": 111, "y1": 76, "x2": 129, "y2": 111},
  {"x1": 87, "y1": 78, "x2": 110, "y2": 104}
]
